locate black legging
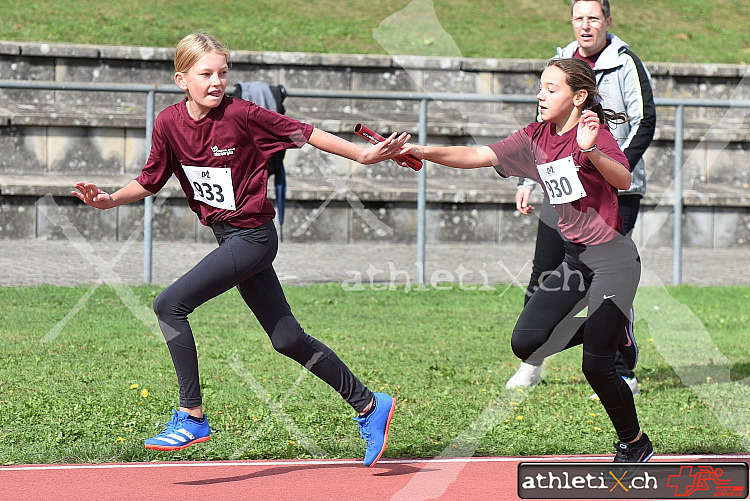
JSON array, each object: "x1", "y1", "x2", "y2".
[
  {"x1": 513, "y1": 237, "x2": 642, "y2": 442},
  {"x1": 152, "y1": 220, "x2": 373, "y2": 412},
  {"x1": 524, "y1": 194, "x2": 642, "y2": 377}
]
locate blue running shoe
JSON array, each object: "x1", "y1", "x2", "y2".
[
  {"x1": 619, "y1": 307, "x2": 638, "y2": 371},
  {"x1": 145, "y1": 410, "x2": 210, "y2": 451},
  {"x1": 353, "y1": 393, "x2": 395, "y2": 467}
]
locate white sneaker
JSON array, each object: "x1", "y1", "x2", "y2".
[
  {"x1": 506, "y1": 361, "x2": 542, "y2": 389},
  {"x1": 624, "y1": 376, "x2": 640, "y2": 395},
  {"x1": 589, "y1": 376, "x2": 640, "y2": 400}
]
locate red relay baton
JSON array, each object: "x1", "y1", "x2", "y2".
[{"x1": 354, "y1": 123, "x2": 423, "y2": 171}]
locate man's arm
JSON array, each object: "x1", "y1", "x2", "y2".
[{"x1": 619, "y1": 48, "x2": 656, "y2": 168}]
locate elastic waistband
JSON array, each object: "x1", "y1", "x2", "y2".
[
  {"x1": 564, "y1": 236, "x2": 637, "y2": 262},
  {"x1": 563, "y1": 240, "x2": 587, "y2": 252},
  {"x1": 210, "y1": 220, "x2": 273, "y2": 239},
  {"x1": 210, "y1": 220, "x2": 272, "y2": 230},
  {"x1": 563, "y1": 237, "x2": 623, "y2": 255},
  {"x1": 209, "y1": 220, "x2": 241, "y2": 231}
]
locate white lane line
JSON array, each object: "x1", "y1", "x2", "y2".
[{"x1": 1, "y1": 454, "x2": 748, "y2": 471}]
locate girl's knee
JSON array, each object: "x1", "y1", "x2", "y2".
[
  {"x1": 511, "y1": 329, "x2": 536, "y2": 361},
  {"x1": 582, "y1": 357, "x2": 610, "y2": 383},
  {"x1": 153, "y1": 288, "x2": 188, "y2": 319},
  {"x1": 269, "y1": 317, "x2": 306, "y2": 356},
  {"x1": 271, "y1": 335, "x2": 302, "y2": 357},
  {"x1": 152, "y1": 291, "x2": 169, "y2": 318}
]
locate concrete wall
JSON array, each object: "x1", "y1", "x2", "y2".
[{"x1": 1, "y1": 41, "x2": 748, "y2": 247}]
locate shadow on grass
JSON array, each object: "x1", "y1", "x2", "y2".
[{"x1": 636, "y1": 363, "x2": 750, "y2": 388}]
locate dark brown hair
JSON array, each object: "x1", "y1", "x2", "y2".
[
  {"x1": 570, "y1": 0, "x2": 611, "y2": 19},
  {"x1": 547, "y1": 58, "x2": 626, "y2": 127}
]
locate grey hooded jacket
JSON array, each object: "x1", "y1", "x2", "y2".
[{"x1": 520, "y1": 33, "x2": 656, "y2": 197}]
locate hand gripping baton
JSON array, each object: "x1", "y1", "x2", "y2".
[{"x1": 354, "y1": 123, "x2": 423, "y2": 171}]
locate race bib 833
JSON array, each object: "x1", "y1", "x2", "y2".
[{"x1": 181, "y1": 164, "x2": 237, "y2": 211}]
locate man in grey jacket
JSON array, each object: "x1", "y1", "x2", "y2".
[{"x1": 507, "y1": 0, "x2": 656, "y2": 394}]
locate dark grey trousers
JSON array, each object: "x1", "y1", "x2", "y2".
[{"x1": 153, "y1": 220, "x2": 373, "y2": 412}]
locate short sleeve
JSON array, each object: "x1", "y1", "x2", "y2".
[
  {"x1": 488, "y1": 127, "x2": 537, "y2": 180},
  {"x1": 597, "y1": 126, "x2": 631, "y2": 171},
  {"x1": 247, "y1": 106, "x2": 314, "y2": 160},
  {"x1": 135, "y1": 113, "x2": 175, "y2": 194}
]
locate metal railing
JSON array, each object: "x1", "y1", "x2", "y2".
[{"x1": 2, "y1": 79, "x2": 750, "y2": 285}]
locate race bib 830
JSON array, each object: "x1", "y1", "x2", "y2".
[{"x1": 536, "y1": 156, "x2": 587, "y2": 205}]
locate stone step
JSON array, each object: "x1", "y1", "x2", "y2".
[
  {"x1": 2, "y1": 41, "x2": 749, "y2": 246},
  {"x1": 1, "y1": 172, "x2": 748, "y2": 250},
  {"x1": 1, "y1": 96, "x2": 748, "y2": 143},
  {"x1": 2, "y1": 173, "x2": 748, "y2": 206}
]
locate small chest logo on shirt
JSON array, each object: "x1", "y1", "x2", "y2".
[{"x1": 211, "y1": 145, "x2": 236, "y2": 157}]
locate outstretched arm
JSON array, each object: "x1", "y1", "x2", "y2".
[
  {"x1": 619, "y1": 48, "x2": 656, "y2": 168},
  {"x1": 72, "y1": 180, "x2": 154, "y2": 210},
  {"x1": 398, "y1": 144, "x2": 498, "y2": 169},
  {"x1": 308, "y1": 128, "x2": 411, "y2": 165},
  {"x1": 577, "y1": 111, "x2": 631, "y2": 190}
]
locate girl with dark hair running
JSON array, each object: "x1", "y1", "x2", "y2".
[{"x1": 394, "y1": 58, "x2": 652, "y2": 462}]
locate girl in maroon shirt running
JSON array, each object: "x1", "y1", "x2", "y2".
[
  {"x1": 397, "y1": 58, "x2": 653, "y2": 463},
  {"x1": 72, "y1": 33, "x2": 400, "y2": 467}
]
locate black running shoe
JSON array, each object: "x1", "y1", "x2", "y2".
[
  {"x1": 613, "y1": 433, "x2": 654, "y2": 463},
  {"x1": 618, "y1": 307, "x2": 638, "y2": 371}
]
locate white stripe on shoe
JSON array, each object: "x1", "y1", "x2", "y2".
[
  {"x1": 163, "y1": 430, "x2": 195, "y2": 443},
  {"x1": 152, "y1": 429, "x2": 196, "y2": 445},
  {"x1": 153, "y1": 436, "x2": 180, "y2": 445},
  {"x1": 165, "y1": 434, "x2": 188, "y2": 443},
  {"x1": 177, "y1": 429, "x2": 196, "y2": 440}
]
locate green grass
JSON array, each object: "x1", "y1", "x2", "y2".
[
  {"x1": 0, "y1": 283, "x2": 748, "y2": 464},
  {"x1": 0, "y1": 0, "x2": 747, "y2": 63}
]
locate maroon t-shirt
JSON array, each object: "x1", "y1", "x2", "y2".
[
  {"x1": 573, "y1": 39, "x2": 610, "y2": 69},
  {"x1": 489, "y1": 121, "x2": 630, "y2": 245},
  {"x1": 136, "y1": 96, "x2": 314, "y2": 228}
]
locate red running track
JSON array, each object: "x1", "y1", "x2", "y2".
[{"x1": 2, "y1": 454, "x2": 749, "y2": 501}]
